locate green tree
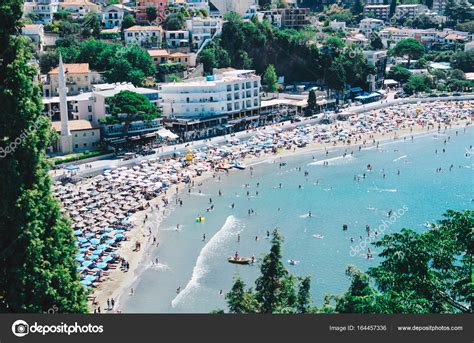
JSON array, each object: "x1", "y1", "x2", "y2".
[
  {"x1": 307, "y1": 89, "x2": 317, "y2": 114},
  {"x1": 225, "y1": 277, "x2": 258, "y2": 313},
  {"x1": 352, "y1": 0, "x2": 365, "y2": 23},
  {"x1": 104, "y1": 90, "x2": 161, "y2": 132},
  {"x1": 325, "y1": 59, "x2": 346, "y2": 100},
  {"x1": 122, "y1": 14, "x2": 135, "y2": 30},
  {"x1": 223, "y1": 229, "x2": 312, "y2": 314},
  {"x1": 392, "y1": 38, "x2": 425, "y2": 67},
  {"x1": 370, "y1": 33, "x2": 384, "y2": 50},
  {"x1": 0, "y1": 0, "x2": 87, "y2": 312},
  {"x1": 387, "y1": 64, "x2": 412, "y2": 83},
  {"x1": 336, "y1": 211, "x2": 473, "y2": 313},
  {"x1": 146, "y1": 7, "x2": 157, "y2": 23},
  {"x1": 389, "y1": 0, "x2": 397, "y2": 17},
  {"x1": 262, "y1": 64, "x2": 278, "y2": 92},
  {"x1": 163, "y1": 12, "x2": 185, "y2": 30},
  {"x1": 404, "y1": 74, "x2": 434, "y2": 94},
  {"x1": 450, "y1": 50, "x2": 474, "y2": 72},
  {"x1": 81, "y1": 12, "x2": 101, "y2": 38}
]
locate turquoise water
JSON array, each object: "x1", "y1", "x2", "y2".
[{"x1": 122, "y1": 127, "x2": 473, "y2": 313}]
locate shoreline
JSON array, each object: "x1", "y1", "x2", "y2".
[{"x1": 91, "y1": 116, "x2": 471, "y2": 313}]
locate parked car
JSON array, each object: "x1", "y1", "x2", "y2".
[{"x1": 452, "y1": 92, "x2": 461, "y2": 96}]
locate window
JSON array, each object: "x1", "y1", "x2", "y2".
[
  {"x1": 227, "y1": 94, "x2": 231, "y2": 101},
  {"x1": 75, "y1": 144, "x2": 78, "y2": 148},
  {"x1": 91, "y1": 131, "x2": 94, "y2": 136},
  {"x1": 83, "y1": 143, "x2": 87, "y2": 147},
  {"x1": 234, "y1": 92, "x2": 239, "y2": 100},
  {"x1": 254, "y1": 81, "x2": 257, "y2": 87},
  {"x1": 88, "y1": 115, "x2": 92, "y2": 121},
  {"x1": 246, "y1": 82, "x2": 251, "y2": 88},
  {"x1": 234, "y1": 84, "x2": 239, "y2": 91},
  {"x1": 254, "y1": 99, "x2": 258, "y2": 106},
  {"x1": 227, "y1": 85, "x2": 231, "y2": 92},
  {"x1": 254, "y1": 89, "x2": 258, "y2": 96},
  {"x1": 246, "y1": 91, "x2": 251, "y2": 98},
  {"x1": 74, "y1": 133, "x2": 78, "y2": 137},
  {"x1": 83, "y1": 133, "x2": 86, "y2": 137},
  {"x1": 234, "y1": 102, "x2": 239, "y2": 110},
  {"x1": 246, "y1": 100, "x2": 251, "y2": 108}
]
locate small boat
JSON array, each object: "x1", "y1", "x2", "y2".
[
  {"x1": 233, "y1": 161, "x2": 246, "y2": 170},
  {"x1": 228, "y1": 256, "x2": 252, "y2": 265},
  {"x1": 312, "y1": 234, "x2": 324, "y2": 239},
  {"x1": 288, "y1": 259, "x2": 299, "y2": 265}
]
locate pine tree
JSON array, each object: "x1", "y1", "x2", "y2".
[
  {"x1": 307, "y1": 89, "x2": 317, "y2": 114},
  {"x1": 0, "y1": 0, "x2": 87, "y2": 313},
  {"x1": 262, "y1": 64, "x2": 278, "y2": 93}
]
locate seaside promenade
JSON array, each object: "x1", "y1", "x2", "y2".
[{"x1": 50, "y1": 94, "x2": 474, "y2": 180}]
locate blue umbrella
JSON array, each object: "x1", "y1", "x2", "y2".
[
  {"x1": 64, "y1": 165, "x2": 79, "y2": 171},
  {"x1": 89, "y1": 255, "x2": 99, "y2": 261},
  {"x1": 85, "y1": 233, "x2": 95, "y2": 238},
  {"x1": 80, "y1": 279, "x2": 92, "y2": 286},
  {"x1": 78, "y1": 237, "x2": 88, "y2": 243},
  {"x1": 121, "y1": 220, "x2": 131, "y2": 225},
  {"x1": 102, "y1": 256, "x2": 114, "y2": 263},
  {"x1": 115, "y1": 234, "x2": 124, "y2": 239},
  {"x1": 78, "y1": 248, "x2": 88, "y2": 252},
  {"x1": 76, "y1": 266, "x2": 87, "y2": 271},
  {"x1": 84, "y1": 275, "x2": 97, "y2": 281},
  {"x1": 96, "y1": 262, "x2": 108, "y2": 270},
  {"x1": 73, "y1": 230, "x2": 83, "y2": 236},
  {"x1": 115, "y1": 229, "x2": 125, "y2": 234},
  {"x1": 75, "y1": 256, "x2": 85, "y2": 262},
  {"x1": 97, "y1": 244, "x2": 107, "y2": 250},
  {"x1": 105, "y1": 227, "x2": 113, "y2": 232},
  {"x1": 80, "y1": 242, "x2": 91, "y2": 247},
  {"x1": 90, "y1": 238, "x2": 100, "y2": 245},
  {"x1": 105, "y1": 239, "x2": 115, "y2": 245},
  {"x1": 81, "y1": 260, "x2": 93, "y2": 267},
  {"x1": 100, "y1": 232, "x2": 110, "y2": 237},
  {"x1": 92, "y1": 249, "x2": 103, "y2": 255}
]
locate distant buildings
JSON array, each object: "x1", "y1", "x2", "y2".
[
  {"x1": 160, "y1": 68, "x2": 261, "y2": 139},
  {"x1": 148, "y1": 49, "x2": 194, "y2": 67},
  {"x1": 101, "y1": 4, "x2": 135, "y2": 29},
  {"x1": 364, "y1": 5, "x2": 390, "y2": 21},
  {"x1": 23, "y1": 0, "x2": 60, "y2": 24},
  {"x1": 432, "y1": 0, "x2": 447, "y2": 14},
  {"x1": 465, "y1": 41, "x2": 474, "y2": 52},
  {"x1": 124, "y1": 25, "x2": 163, "y2": 48},
  {"x1": 363, "y1": 50, "x2": 387, "y2": 92},
  {"x1": 57, "y1": 0, "x2": 100, "y2": 18},
  {"x1": 378, "y1": 27, "x2": 472, "y2": 48},
  {"x1": 22, "y1": 24, "x2": 45, "y2": 52},
  {"x1": 259, "y1": 7, "x2": 310, "y2": 30},
  {"x1": 209, "y1": 0, "x2": 257, "y2": 16},
  {"x1": 165, "y1": 30, "x2": 190, "y2": 48},
  {"x1": 395, "y1": 4, "x2": 429, "y2": 19},
  {"x1": 359, "y1": 18, "x2": 384, "y2": 37},
  {"x1": 51, "y1": 120, "x2": 101, "y2": 152},
  {"x1": 42, "y1": 63, "x2": 103, "y2": 97},
  {"x1": 186, "y1": 16, "x2": 223, "y2": 51},
  {"x1": 135, "y1": 0, "x2": 169, "y2": 24}
]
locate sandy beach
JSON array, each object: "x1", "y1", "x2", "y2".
[{"x1": 89, "y1": 104, "x2": 472, "y2": 313}]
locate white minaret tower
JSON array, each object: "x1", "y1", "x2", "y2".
[{"x1": 58, "y1": 54, "x2": 73, "y2": 154}]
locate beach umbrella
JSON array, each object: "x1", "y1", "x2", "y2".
[
  {"x1": 73, "y1": 229, "x2": 83, "y2": 236},
  {"x1": 91, "y1": 249, "x2": 103, "y2": 255},
  {"x1": 89, "y1": 255, "x2": 99, "y2": 261},
  {"x1": 85, "y1": 233, "x2": 95, "y2": 238},
  {"x1": 97, "y1": 244, "x2": 107, "y2": 250},
  {"x1": 105, "y1": 239, "x2": 115, "y2": 245},
  {"x1": 80, "y1": 279, "x2": 92, "y2": 286},
  {"x1": 78, "y1": 248, "x2": 88, "y2": 253},
  {"x1": 96, "y1": 262, "x2": 108, "y2": 270},
  {"x1": 81, "y1": 260, "x2": 93, "y2": 267},
  {"x1": 80, "y1": 242, "x2": 91, "y2": 248},
  {"x1": 102, "y1": 256, "x2": 114, "y2": 263},
  {"x1": 115, "y1": 233, "x2": 124, "y2": 239},
  {"x1": 77, "y1": 237, "x2": 88, "y2": 243},
  {"x1": 90, "y1": 238, "x2": 100, "y2": 245}
]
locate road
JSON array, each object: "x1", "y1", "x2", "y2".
[{"x1": 51, "y1": 93, "x2": 474, "y2": 180}]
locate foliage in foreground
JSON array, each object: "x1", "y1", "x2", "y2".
[
  {"x1": 219, "y1": 211, "x2": 473, "y2": 314},
  {"x1": 223, "y1": 229, "x2": 315, "y2": 313},
  {"x1": 0, "y1": 0, "x2": 87, "y2": 313}
]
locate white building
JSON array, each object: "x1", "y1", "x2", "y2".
[
  {"x1": 124, "y1": 25, "x2": 163, "y2": 48},
  {"x1": 43, "y1": 83, "x2": 160, "y2": 126},
  {"x1": 379, "y1": 27, "x2": 440, "y2": 48},
  {"x1": 432, "y1": 0, "x2": 447, "y2": 14},
  {"x1": 329, "y1": 21, "x2": 346, "y2": 31},
  {"x1": 366, "y1": 0, "x2": 385, "y2": 4},
  {"x1": 395, "y1": 4, "x2": 429, "y2": 19},
  {"x1": 209, "y1": 0, "x2": 257, "y2": 16},
  {"x1": 165, "y1": 30, "x2": 190, "y2": 48},
  {"x1": 23, "y1": 0, "x2": 60, "y2": 24},
  {"x1": 102, "y1": 4, "x2": 134, "y2": 29},
  {"x1": 364, "y1": 5, "x2": 390, "y2": 21},
  {"x1": 185, "y1": 0, "x2": 210, "y2": 11},
  {"x1": 359, "y1": 18, "x2": 384, "y2": 37},
  {"x1": 160, "y1": 68, "x2": 261, "y2": 119},
  {"x1": 465, "y1": 41, "x2": 474, "y2": 52},
  {"x1": 58, "y1": 0, "x2": 100, "y2": 18},
  {"x1": 186, "y1": 16, "x2": 223, "y2": 51},
  {"x1": 22, "y1": 24, "x2": 45, "y2": 51}
]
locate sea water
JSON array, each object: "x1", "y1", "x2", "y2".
[{"x1": 122, "y1": 127, "x2": 474, "y2": 313}]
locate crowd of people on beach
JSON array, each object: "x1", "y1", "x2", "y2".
[{"x1": 52, "y1": 100, "x2": 472, "y2": 312}]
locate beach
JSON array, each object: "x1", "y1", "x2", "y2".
[{"x1": 53, "y1": 101, "x2": 473, "y2": 313}]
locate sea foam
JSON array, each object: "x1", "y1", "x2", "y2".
[{"x1": 171, "y1": 215, "x2": 241, "y2": 308}]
